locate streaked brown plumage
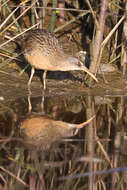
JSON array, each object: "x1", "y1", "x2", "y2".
[{"x1": 22, "y1": 29, "x2": 97, "y2": 89}]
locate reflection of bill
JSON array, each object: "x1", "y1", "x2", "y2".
[{"x1": 20, "y1": 115, "x2": 95, "y2": 150}]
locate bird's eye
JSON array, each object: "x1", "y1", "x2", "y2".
[{"x1": 78, "y1": 61, "x2": 82, "y2": 67}]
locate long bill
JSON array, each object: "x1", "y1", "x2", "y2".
[
  {"x1": 81, "y1": 65, "x2": 98, "y2": 82},
  {"x1": 68, "y1": 115, "x2": 95, "y2": 129},
  {"x1": 76, "y1": 115, "x2": 95, "y2": 129}
]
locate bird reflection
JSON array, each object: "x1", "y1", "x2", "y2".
[{"x1": 20, "y1": 115, "x2": 95, "y2": 150}]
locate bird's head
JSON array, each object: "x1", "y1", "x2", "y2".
[{"x1": 60, "y1": 56, "x2": 98, "y2": 82}]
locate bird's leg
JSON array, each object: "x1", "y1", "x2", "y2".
[
  {"x1": 41, "y1": 70, "x2": 47, "y2": 113},
  {"x1": 28, "y1": 87, "x2": 32, "y2": 112},
  {"x1": 40, "y1": 70, "x2": 47, "y2": 112},
  {"x1": 43, "y1": 70, "x2": 47, "y2": 90},
  {"x1": 41, "y1": 92, "x2": 45, "y2": 112},
  {"x1": 28, "y1": 67, "x2": 35, "y2": 86}
]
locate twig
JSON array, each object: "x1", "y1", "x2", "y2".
[
  {"x1": 102, "y1": 15, "x2": 125, "y2": 47},
  {"x1": 0, "y1": 6, "x2": 19, "y2": 30},
  {"x1": 6, "y1": 5, "x2": 94, "y2": 12},
  {"x1": 1, "y1": 0, "x2": 10, "y2": 7},
  {"x1": 86, "y1": 0, "x2": 99, "y2": 28},
  {"x1": 54, "y1": 11, "x2": 90, "y2": 33},
  {"x1": 96, "y1": 136, "x2": 113, "y2": 167},
  {"x1": 0, "y1": 52, "x2": 21, "y2": 61},
  {"x1": 1, "y1": 1, "x2": 36, "y2": 35},
  {"x1": 50, "y1": 0, "x2": 57, "y2": 32},
  {"x1": 0, "y1": 166, "x2": 28, "y2": 187},
  {"x1": 0, "y1": 23, "x2": 39, "y2": 48}
]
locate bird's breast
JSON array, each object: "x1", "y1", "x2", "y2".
[
  {"x1": 24, "y1": 49, "x2": 70, "y2": 71},
  {"x1": 25, "y1": 51, "x2": 61, "y2": 71}
]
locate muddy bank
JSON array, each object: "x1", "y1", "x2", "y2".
[{"x1": 0, "y1": 68, "x2": 127, "y2": 102}]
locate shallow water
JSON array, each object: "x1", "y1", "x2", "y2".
[
  {"x1": 0, "y1": 86, "x2": 127, "y2": 189},
  {"x1": 0, "y1": 65, "x2": 127, "y2": 189}
]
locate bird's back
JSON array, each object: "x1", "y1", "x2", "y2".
[
  {"x1": 23, "y1": 30, "x2": 63, "y2": 52},
  {"x1": 22, "y1": 29, "x2": 67, "y2": 70}
]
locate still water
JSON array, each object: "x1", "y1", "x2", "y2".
[{"x1": 0, "y1": 94, "x2": 127, "y2": 189}]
